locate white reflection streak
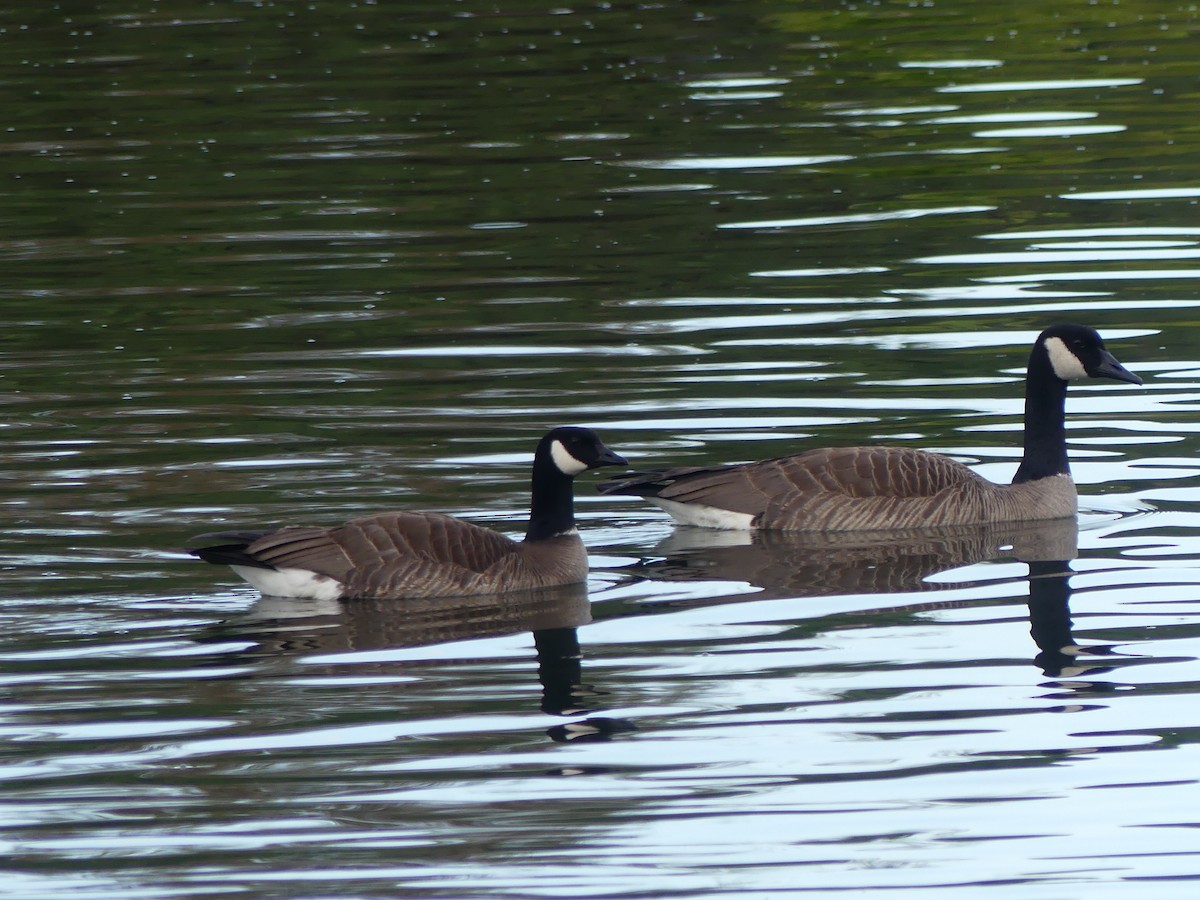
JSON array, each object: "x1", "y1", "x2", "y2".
[
  {"x1": 916, "y1": 249, "x2": 1200, "y2": 264},
  {"x1": 986, "y1": 227, "x2": 1200, "y2": 239},
  {"x1": 1027, "y1": 241, "x2": 1195, "y2": 249},
  {"x1": 689, "y1": 91, "x2": 785, "y2": 100},
  {"x1": 980, "y1": 271, "x2": 1200, "y2": 284},
  {"x1": 975, "y1": 125, "x2": 1125, "y2": 138},
  {"x1": 899, "y1": 59, "x2": 1002, "y2": 69},
  {"x1": 1064, "y1": 187, "x2": 1200, "y2": 200},
  {"x1": 721, "y1": 205, "x2": 994, "y2": 230},
  {"x1": 937, "y1": 77, "x2": 1143, "y2": 93},
  {"x1": 751, "y1": 266, "x2": 890, "y2": 278},
  {"x1": 621, "y1": 155, "x2": 852, "y2": 170},
  {"x1": 684, "y1": 78, "x2": 791, "y2": 88},
  {"x1": 925, "y1": 111, "x2": 1097, "y2": 124}
]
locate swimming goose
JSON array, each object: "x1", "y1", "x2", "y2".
[
  {"x1": 188, "y1": 426, "x2": 627, "y2": 599},
  {"x1": 599, "y1": 324, "x2": 1141, "y2": 531}
]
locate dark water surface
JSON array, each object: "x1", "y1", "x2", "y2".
[{"x1": 5, "y1": 2, "x2": 1200, "y2": 897}]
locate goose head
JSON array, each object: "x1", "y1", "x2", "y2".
[
  {"x1": 1038, "y1": 324, "x2": 1143, "y2": 386},
  {"x1": 540, "y1": 426, "x2": 628, "y2": 477}
]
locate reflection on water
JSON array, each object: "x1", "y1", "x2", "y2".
[
  {"x1": 634, "y1": 517, "x2": 1080, "y2": 598},
  {"x1": 212, "y1": 584, "x2": 593, "y2": 658},
  {"x1": 202, "y1": 584, "x2": 631, "y2": 737},
  {"x1": 1024, "y1": 559, "x2": 1117, "y2": 680},
  {"x1": 624, "y1": 517, "x2": 1138, "y2": 683},
  {"x1": 7, "y1": 0, "x2": 1200, "y2": 897}
]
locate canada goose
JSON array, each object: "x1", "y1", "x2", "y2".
[
  {"x1": 188, "y1": 426, "x2": 627, "y2": 600},
  {"x1": 600, "y1": 324, "x2": 1141, "y2": 531}
]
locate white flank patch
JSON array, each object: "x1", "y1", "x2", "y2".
[
  {"x1": 1044, "y1": 336, "x2": 1088, "y2": 381},
  {"x1": 550, "y1": 439, "x2": 589, "y2": 475},
  {"x1": 231, "y1": 564, "x2": 344, "y2": 601},
  {"x1": 652, "y1": 498, "x2": 756, "y2": 530}
]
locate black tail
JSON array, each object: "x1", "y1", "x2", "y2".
[
  {"x1": 186, "y1": 530, "x2": 276, "y2": 570},
  {"x1": 596, "y1": 470, "x2": 671, "y2": 498}
]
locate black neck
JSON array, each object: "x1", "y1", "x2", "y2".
[
  {"x1": 1026, "y1": 560, "x2": 1075, "y2": 676},
  {"x1": 534, "y1": 627, "x2": 585, "y2": 715},
  {"x1": 525, "y1": 454, "x2": 577, "y2": 541},
  {"x1": 1012, "y1": 347, "x2": 1070, "y2": 484}
]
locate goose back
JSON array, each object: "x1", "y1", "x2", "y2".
[
  {"x1": 615, "y1": 446, "x2": 1077, "y2": 531},
  {"x1": 656, "y1": 446, "x2": 984, "y2": 506}
]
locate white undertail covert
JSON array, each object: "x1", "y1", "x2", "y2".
[
  {"x1": 652, "y1": 498, "x2": 756, "y2": 530},
  {"x1": 231, "y1": 564, "x2": 344, "y2": 601}
]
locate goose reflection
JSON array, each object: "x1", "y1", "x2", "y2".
[
  {"x1": 630, "y1": 517, "x2": 1119, "y2": 678},
  {"x1": 1024, "y1": 558, "x2": 1120, "y2": 680},
  {"x1": 200, "y1": 584, "x2": 632, "y2": 740},
  {"x1": 212, "y1": 584, "x2": 591, "y2": 656},
  {"x1": 639, "y1": 517, "x2": 1080, "y2": 599}
]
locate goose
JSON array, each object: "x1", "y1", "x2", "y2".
[
  {"x1": 599, "y1": 324, "x2": 1141, "y2": 531},
  {"x1": 188, "y1": 426, "x2": 627, "y2": 600}
]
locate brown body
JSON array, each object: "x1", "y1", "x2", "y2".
[
  {"x1": 235, "y1": 512, "x2": 590, "y2": 599},
  {"x1": 643, "y1": 446, "x2": 1077, "y2": 531}
]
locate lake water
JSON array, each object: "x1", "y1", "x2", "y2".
[{"x1": 4, "y1": 2, "x2": 1200, "y2": 897}]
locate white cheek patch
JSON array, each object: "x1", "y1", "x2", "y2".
[
  {"x1": 1044, "y1": 336, "x2": 1089, "y2": 381},
  {"x1": 550, "y1": 439, "x2": 589, "y2": 475}
]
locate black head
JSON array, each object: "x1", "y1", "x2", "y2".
[
  {"x1": 1035, "y1": 324, "x2": 1143, "y2": 386},
  {"x1": 537, "y1": 426, "x2": 628, "y2": 477}
]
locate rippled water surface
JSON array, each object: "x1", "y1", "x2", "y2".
[{"x1": 6, "y1": 2, "x2": 1200, "y2": 897}]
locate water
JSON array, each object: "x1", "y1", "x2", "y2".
[{"x1": 4, "y1": 1, "x2": 1200, "y2": 896}]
